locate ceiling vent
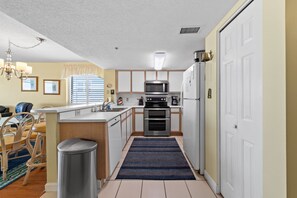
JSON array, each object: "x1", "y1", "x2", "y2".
[{"x1": 180, "y1": 27, "x2": 200, "y2": 34}]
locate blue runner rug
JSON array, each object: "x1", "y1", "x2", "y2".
[
  {"x1": 0, "y1": 149, "x2": 31, "y2": 189},
  {"x1": 116, "y1": 138, "x2": 196, "y2": 180}
]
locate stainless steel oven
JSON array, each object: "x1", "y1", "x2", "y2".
[
  {"x1": 144, "y1": 97, "x2": 171, "y2": 136},
  {"x1": 145, "y1": 80, "x2": 169, "y2": 95}
]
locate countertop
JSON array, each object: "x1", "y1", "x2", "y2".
[
  {"x1": 34, "y1": 104, "x2": 182, "y2": 123},
  {"x1": 59, "y1": 107, "x2": 133, "y2": 123}
]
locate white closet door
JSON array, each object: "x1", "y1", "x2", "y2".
[
  {"x1": 220, "y1": 16, "x2": 239, "y2": 198},
  {"x1": 220, "y1": 1, "x2": 262, "y2": 198}
]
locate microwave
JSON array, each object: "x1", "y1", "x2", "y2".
[{"x1": 145, "y1": 80, "x2": 169, "y2": 95}]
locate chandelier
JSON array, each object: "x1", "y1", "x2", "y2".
[{"x1": 0, "y1": 37, "x2": 45, "y2": 80}]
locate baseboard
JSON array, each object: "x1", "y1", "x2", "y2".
[
  {"x1": 45, "y1": 182, "x2": 57, "y2": 192},
  {"x1": 45, "y1": 181, "x2": 102, "y2": 193},
  {"x1": 204, "y1": 170, "x2": 220, "y2": 194}
]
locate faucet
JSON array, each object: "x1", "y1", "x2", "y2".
[{"x1": 101, "y1": 101, "x2": 112, "y2": 111}]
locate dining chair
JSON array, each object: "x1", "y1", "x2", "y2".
[
  {"x1": 23, "y1": 113, "x2": 47, "y2": 185},
  {"x1": 0, "y1": 112, "x2": 35, "y2": 180}
]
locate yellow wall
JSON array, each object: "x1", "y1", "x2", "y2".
[
  {"x1": 0, "y1": 62, "x2": 67, "y2": 111},
  {"x1": 204, "y1": 0, "x2": 247, "y2": 183},
  {"x1": 205, "y1": 0, "x2": 286, "y2": 197},
  {"x1": 263, "y1": 0, "x2": 286, "y2": 197},
  {"x1": 104, "y1": 70, "x2": 116, "y2": 102},
  {"x1": 286, "y1": 0, "x2": 297, "y2": 197}
]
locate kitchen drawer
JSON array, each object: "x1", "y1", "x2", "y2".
[{"x1": 171, "y1": 108, "x2": 180, "y2": 113}]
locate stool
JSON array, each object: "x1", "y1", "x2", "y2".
[{"x1": 23, "y1": 122, "x2": 46, "y2": 185}]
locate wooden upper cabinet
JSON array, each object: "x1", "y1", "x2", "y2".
[
  {"x1": 168, "y1": 71, "x2": 184, "y2": 92},
  {"x1": 132, "y1": 71, "x2": 145, "y2": 92},
  {"x1": 117, "y1": 71, "x2": 131, "y2": 93},
  {"x1": 157, "y1": 71, "x2": 168, "y2": 80},
  {"x1": 145, "y1": 71, "x2": 157, "y2": 81}
]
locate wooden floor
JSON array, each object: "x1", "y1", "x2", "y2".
[{"x1": 0, "y1": 168, "x2": 46, "y2": 198}]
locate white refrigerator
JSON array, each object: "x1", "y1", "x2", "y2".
[{"x1": 182, "y1": 62, "x2": 205, "y2": 173}]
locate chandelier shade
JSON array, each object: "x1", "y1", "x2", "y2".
[{"x1": 0, "y1": 37, "x2": 44, "y2": 80}]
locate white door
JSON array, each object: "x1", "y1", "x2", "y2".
[
  {"x1": 117, "y1": 71, "x2": 131, "y2": 93},
  {"x1": 146, "y1": 71, "x2": 157, "y2": 80},
  {"x1": 220, "y1": 1, "x2": 262, "y2": 198},
  {"x1": 132, "y1": 71, "x2": 145, "y2": 92},
  {"x1": 157, "y1": 71, "x2": 168, "y2": 80}
]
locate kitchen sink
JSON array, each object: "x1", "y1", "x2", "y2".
[{"x1": 97, "y1": 108, "x2": 127, "y2": 112}]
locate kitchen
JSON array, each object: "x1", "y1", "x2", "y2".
[{"x1": 35, "y1": 51, "x2": 208, "y2": 196}]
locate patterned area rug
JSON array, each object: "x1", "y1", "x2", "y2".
[
  {"x1": 116, "y1": 138, "x2": 196, "y2": 180},
  {"x1": 0, "y1": 149, "x2": 30, "y2": 189}
]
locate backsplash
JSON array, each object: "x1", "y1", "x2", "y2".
[{"x1": 117, "y1": 93, "x2": 181, "y2": 106}]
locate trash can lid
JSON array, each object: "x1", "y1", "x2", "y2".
[{"x1": 57, "y1": 138, "x2": 97, "y2": 154}]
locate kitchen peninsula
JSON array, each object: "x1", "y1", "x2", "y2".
[
  {"x1": 35, "y1": 104, "x2": 182, "y2": 193},
  {"x1": 35, "y1": 104, "x2": 132, "y2": 192}
]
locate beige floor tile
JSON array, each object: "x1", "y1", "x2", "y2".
[
  {"x1": 116, "y1": 180, "x2": 142, "y2": 198},
  {"x1": 141, "y1": 181, "x2": 166, "y2": 198},
  {"x1": 121, "y1": 150, "x2": 128, "y2": 159},
  {"x1": 109, "y1": 167, "x2": 121, "y2": 180},
  {"x1": 40, "y1": 192, "x2": 57, "y2": 198},
  {"x1": 98, "y1": 180, "x2": 122, "y2": 198},
  {"x1": 186, "y1": 181, "x2": 216, "y2": 198},
  {"x1": 164, "y1": 181, "x2": 191, "y2": 198}
]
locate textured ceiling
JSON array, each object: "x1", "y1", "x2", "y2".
[
  {"x1": 0, "y1": 11, "x2": 84, "y2": 62},
  {"x1": 0, "y1": 0, "x2": 239, "y2": 69}
]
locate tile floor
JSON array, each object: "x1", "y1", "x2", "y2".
[{"x1": 98, "y1": 136, "x2": 223, "y2": 198}]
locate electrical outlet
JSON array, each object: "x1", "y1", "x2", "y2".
[{"x1": 208, "y1": 88, "x2": 212, "y2": 99}]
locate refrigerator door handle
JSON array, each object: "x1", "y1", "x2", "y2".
[{"x1": 180, "y1": 81, "x2": 184, "y2": 107}]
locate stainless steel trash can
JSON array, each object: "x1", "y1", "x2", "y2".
[{"x1": 57, "y1": 138, "x2": 97, "y2": 198}]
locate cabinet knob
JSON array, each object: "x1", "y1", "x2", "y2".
[{"x1": 234, "y1": 125, "x2": 238, "y2": 129}]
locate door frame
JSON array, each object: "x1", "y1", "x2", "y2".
[{"x1": 216, "y1": 0, "x2": 254, "y2": 193}]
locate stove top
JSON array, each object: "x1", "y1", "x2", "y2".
[{"x1": 144, "y1": 96, "x2": 169, "y2": 108}]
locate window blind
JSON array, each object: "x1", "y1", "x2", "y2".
[{"x1": 70, "y1": 75, "x2": 104, "y2": 104}]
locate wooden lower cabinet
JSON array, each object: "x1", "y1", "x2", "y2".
[{"x1": 60, "y1": 122, "x2": 109, "y2": 179}]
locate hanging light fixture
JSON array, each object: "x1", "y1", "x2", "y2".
[
  {"x1": 0, "y1": 37, "x2": 45, "y2": 80},
  {"x1": 154, "y1": 52, "x2": 166, "y2": 70}
]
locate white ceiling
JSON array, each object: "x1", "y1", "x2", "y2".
[
  {"x1": 0, "y1": 12, "x2": 85, "y2": 62},
  {"x1": 0, "y1": 0, "x2": 238, "y2": 69}
]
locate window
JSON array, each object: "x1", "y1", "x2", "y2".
[{"x1": 70, "y1": 75, "x2": 104, "y2": 104}]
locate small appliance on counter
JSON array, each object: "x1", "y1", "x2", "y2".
[
  {"x1": 138, "y1": 96, "x2": 144, "y2": 106},
  {"x1": 171, "y1": 96, "x2": 179, "y2": 106},
  {"x1": 117, "y1": 97, "x2": 123, "y2": 105}
]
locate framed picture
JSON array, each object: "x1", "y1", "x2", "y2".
[
  {"x1": 21, "y1": 76, "x2": 38, "y2": 92},
  {"x1": 43, "y1": 79, "x2": 61, "y2": 95}
]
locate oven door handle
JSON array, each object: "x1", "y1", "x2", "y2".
[
  {"x1": 144, "y1": 118, "x2": 170, "y2": 121},
  {"x1": 144, "y1": 108, "x2": 170, "y2": 111}
]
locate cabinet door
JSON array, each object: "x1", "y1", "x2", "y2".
[
  {"x1": 171, "y1": 113, "x2": 180, "y2": 132},
  {"x1": 169, "y1": 71, "x2": 184, "y2": 92},
  {"x1": 117, "y1": 71, "x2": 131, "y2": 92},
  {"x1": 157, "y1": 71, "x2": 168, "y2": 80},
  {"x1": 135, "y1": 114, "x2": 144, "y2": 132},
  {"x1": 132, "y1": 71, "x2": 145, "y2": 92},
  {"x1": 121, "y1": 120, "x2": 127, "y2": 149},
  {"x1": 146, "y1": 71, "x2": 157, "y2": 81},
  {"x1": 127, "y1": 115, "x2": 132, "y2": 139}
]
